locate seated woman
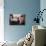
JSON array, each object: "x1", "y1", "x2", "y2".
[{"x1": 17, "y1": 32, "x2": 34, "y2": 46}]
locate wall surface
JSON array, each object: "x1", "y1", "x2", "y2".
[
  {"x1": 40, "y1": 0, "x2": 46, "y2": 27},
  {"x1": 4, "y1": 0, "x2": 40, "y2": 42},
  {"x1": 0, "y1": 0, "x2": 4, "y2": 42}
]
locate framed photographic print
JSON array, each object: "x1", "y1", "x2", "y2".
[{"x1": 9, "y1": 14, "x2": 25, "y2": 25}]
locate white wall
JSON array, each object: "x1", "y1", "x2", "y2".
[
  {"x1": 0, "y1": 0, "x2": 4, "y2": 42},
  {"x1": 40, "y1": 0, "x2": 46, "y2": 26}
]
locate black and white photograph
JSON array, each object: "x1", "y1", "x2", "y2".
[{"x1": 9, "y1": 14, "x2": 25, "y2": 25}]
